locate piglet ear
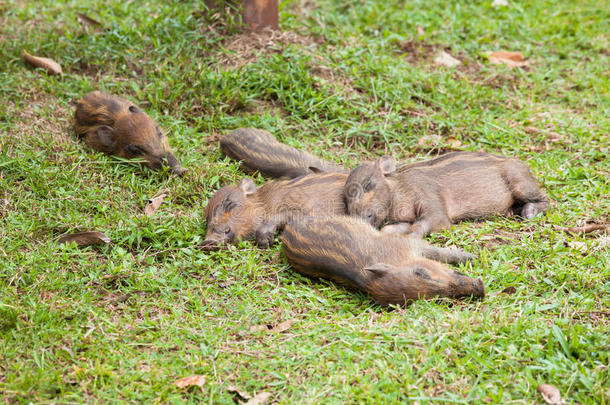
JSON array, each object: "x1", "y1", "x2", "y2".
[
  {"x1": 364, "y1": 263, "x2": 393, "y2": 276},
  {"x1": 238, "y1": 178, "x2": 257, "y2": 196},
  {"x1": 95, "y1": 125, "x2": 115, "y2": 147},
  {"x1": 375, "y1": 156, "x2": 396, "y2": 176}
]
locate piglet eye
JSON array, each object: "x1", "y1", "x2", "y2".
[
  {"x1": 128, "y1": 105, "x2": 139, "y2": 113},
  {"x1": 124, "y1": 144, "x2": 145, "y2": 156},
  {"x1": 222, "y1": 199, "x2": 237, "y2": 211},
  {"x1": 363, "y1": 180, "x2": 376, "y2": 192}
]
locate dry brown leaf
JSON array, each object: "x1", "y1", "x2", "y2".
[
  {"x1": 250, "y1": 324, "x2": 269, "y2": 333},
  {"x1": 77, "y1": 13, "x2": 103, "y2": 32},
  {"x1": 500, "y1": 286, "x2": 517, "y2": 294},
  {"x1": 523, "y1": 126, "x2": 564, "y2": 142},
  {"x1": 271, "y1": 319, "x2": 293, "y2": 333},
  {"x1": 434, "y1": 51, "x2": 461, "y2": 67},
  {"x1": 554, "y1": 223, "x2": 609, "y2": 234},
  {"x1": 227, "y1": 385, "x2": 251, "y2": 400},
  {"x1": 144, "y1": 194, "x2": 166, "y2": 217},
  {"x1": 250, "y1": 320, "x2": 293, "y2": 333},
  {"x1": 488, "y1": 51, "x2": 528, "y2": 67},
  {"x1": 22, "y1": 50, "x2": 63, "y2": 75},
  {"x1": 174, "y1": 375, "x2": 206, "y2": 389},
  {"x1": 245, "y1": 392, "x2": 272, "y2": 405},
  {"x1": 58, "y1": 231, "x2": 110, "y2": 247},
  {"x1": 523, "y1": 126, "x2": 541, "y2": 134},
  {"x1": 537, "y1": 384, "x2": 563, "y2": 405}
]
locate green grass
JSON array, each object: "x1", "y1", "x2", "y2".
[{"x1": 1, "y1": 0, "x2": 609, "y2": 402}]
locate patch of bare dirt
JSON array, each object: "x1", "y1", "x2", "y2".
[
  {"x1": 211, "y1": 28, "x2": 323, "y2": 69},
  {"x1": 397, "y1": 39, "x2": 437, "y2": 64}
]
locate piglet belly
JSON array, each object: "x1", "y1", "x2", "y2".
[{"x1": 443, "y1": 182, "x2": 513, "y2": 221}]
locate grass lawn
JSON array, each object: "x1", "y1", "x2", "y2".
[{"x1": 0, "y1": 0, "x2": 609, "y2": 402}]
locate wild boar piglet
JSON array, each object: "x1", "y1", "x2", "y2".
[
  {"x1": 344, "y1": 151, "x2": 548, "y2": 237},
  {"x1": 202, "y1": 172, "x2": 347, "y2": 250},
  {"x1": 220, "y1": 128, "x2": 344, "y2": 179},
  {"x1": 282, "y1": 216, "x2": 484, "y2": 305},
  {"x1": 74, "y1": 91, "x2": 185, "y2": 175}
]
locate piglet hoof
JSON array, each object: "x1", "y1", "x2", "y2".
[
  {"x1": 381, "y1": 223, "x2": 411, "y2": 235},
  {"x1": 521, "y1": 202, "x2": 547, "y2": 219},
  {"x1": 255, "y1": 231, "x2": 274, "y2": 249},
  {"x1": 472, "y1": 278, "x2": 485, "y2": 299},
  {"x1": 457, "y1": 251, "x2": 475, "y2": 263},
  {"x1": 447, "y1": 247, "x2": 475, "y2": 264}
]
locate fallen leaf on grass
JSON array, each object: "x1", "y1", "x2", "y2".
[
  {"x1": 174, "y1": 375, "x2": 206, "y2": 389},
  {"x1": 488, "y1": 51, "x2": 528, "y2": 67},
  {"x1": 546, "y1": 132, "x2": 563, "y2": 142},
  {"x1": 22, "y1": 50, "x2": 62, "y2": 75},
  {"x1": 554, "y1": 223, "x2": 609, "y2": 234},
  {"x1": 492, "y1": 0, "x2": 508, "y2": 7},
  {"x1": 59, "y1": 231, "x2": 110, "y2": 247},
  {"x1": 271, "y1": 319, "x2": 293, "y2": 333},
  {"x1": 144, "y1": 194, "x2": 166, "y2": 216},
  {"x1": 434, "y1": 51, "x2": 461, "y2": 67},
  {"x1": 77, "y1": 13, "x2": 103, "y2": 32},
  {"x1": 250, "y1": 324, "x2": 269, "y2": 332},
  {"x1": 523, "y1": 126, "x2": 541, "y2": 134},
  {"x1": 500, "y1": 286, "x2": 517, "y2": 294},
  {"x1": 246, "y1": 392, "x2": 272, "y2": 405},
  {"x1": 537, "y1": 384, "x2": 563, "y2": 405},
  {"x1": 227, "y1": 385, "x2": 251, "y2": 400},
  {"x1": 250, "y1": 319, "x2": 294, "y2": 333},
  {"x1": 417, "y1": 26, "x2": 425, "y2": 36}
]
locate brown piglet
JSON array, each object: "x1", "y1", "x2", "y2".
[
  {"x1": 201, "y1": 172, "x2": 347, "y2": 250},
  {"x1": 220, "y1": 128, "x2": 343, "y2": 179},
  {"x1": 344, "y1": 151, "x2": 548, "y2": 237},
  {"x1": 282, "y1": 216, "x2": 484, "y2": 305},
  {"x1": 74, "y1": 91, "x2": 185, "y2": 175}
]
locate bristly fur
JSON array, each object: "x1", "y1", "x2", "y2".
[
  {"x1": 220, "y1": 128, "x2": 344, "y2": 179},
  {"x1": 202, "y1": 172, "x2": 348, "y2": 249},
  {"x1": 281, "y1": 216, "x2": 484, "y2": 305},
  {"x1": 344, "y1": 151, "x2": 548, "y2": 236},
  {"x1": 73, "y1": 91, "x2": 184, "y2": 174}
]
